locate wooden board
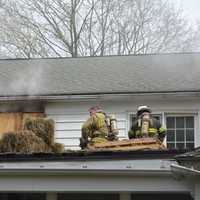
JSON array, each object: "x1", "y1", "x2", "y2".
[
  {"x1": 0, "y1": 112, "x2": 45, "y2": 137},
  {"x1": 87, "y1": 137, "x2": 166, "y2": 151},
  {"x1": 0, "y1": 113, "x2": 22, "y2": 135}
]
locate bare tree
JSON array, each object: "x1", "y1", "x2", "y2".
[
  {"x1": 109, "y1": 0, "x2": 199, "y2": 55},
  {"x1": 0, "y1": 0, "x2": 199, "y2": 58},
  {"x1": 0, "y1": 0, "x2": 97, "y2": 57}
]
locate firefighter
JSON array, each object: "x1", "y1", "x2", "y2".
[
  {"x1": 128, "y1": 106, "x2": 166, "y2": 141},
  {"x1": 80, "y1": 106, "x2": 109, "y2": 149}
]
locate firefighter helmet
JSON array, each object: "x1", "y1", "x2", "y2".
[{"x1": 137, "y1": 105, "x2": 151, "y2": 117}]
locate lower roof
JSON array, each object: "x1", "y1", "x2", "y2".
[
  {"x1": 0, "y1": 149, "x2": 187, "y2": 162},
  {"x1": 175, "y1": 147, "x2": 200, "y2": 161}
]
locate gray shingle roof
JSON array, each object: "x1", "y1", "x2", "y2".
[
  {"x1": 175, "y1": 148, "x2": 200, "y2": 160},
  {"x1": 0, "y1": 53, "x2": 200, "y2": 96}
]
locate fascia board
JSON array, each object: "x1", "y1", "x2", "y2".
[{"x1": 0, "y1": 168, "x2": 172, "y2": 177}]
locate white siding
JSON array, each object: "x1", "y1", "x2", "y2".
[
  {"x1": 48, "y1": 113, "x2": 127, "y2": 150},
  {"x1": 47, "y1": 114, "x2": 88, "y2": 150},
  {"x1": 45, "y1": 96, "x2": 200, "y2": 149}
]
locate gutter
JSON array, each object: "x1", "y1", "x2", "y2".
[
  {"x1": 171, "y1": 164, "x2": 200, "y2": 179},
  {"x1": 0, "y1": 91, "x2": 200, "y2": 101},
  {"x1": 0, "y1": 156, "x2": 175, "y2": 176}
]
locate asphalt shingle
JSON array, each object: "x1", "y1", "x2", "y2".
[{"x1": 0, "y1": 53, "x2": 200, "y2": 96}]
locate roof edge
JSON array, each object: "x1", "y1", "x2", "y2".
[
  {"x1": 0, "y1": 168, "x2": 172, "y2": 177},
  {"x1": 1, "y1": 51, "x2": 200, "y2": 61},
  {"x1": 0, "y1": 91, "x2": 200, "y2": 101},
  {"x1": 171, "y1": 164, "x2": 200, "y2": 178}
]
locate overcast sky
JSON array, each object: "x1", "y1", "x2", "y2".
[{"x1": 174, "y1": 0, "x2": 200, "y2": 23}]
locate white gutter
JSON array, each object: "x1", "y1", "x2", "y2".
[
  {"x1": 0, "y1": 159, "x2": 173, "y2": 176},
  {"x1": 171, "y1": 164, "x2": 200, "y2": 179}
]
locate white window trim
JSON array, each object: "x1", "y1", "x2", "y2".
[
  {"x1": 165, "y1": 113, "x2": 197, "y2": 147},
  {"x1": 196, "y1": 111, "x2": 200, "y2": 147}
]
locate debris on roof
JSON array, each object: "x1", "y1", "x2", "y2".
[
  {"x1": 0, "y1": 149, "x2": 187, "y2": 162},
  {"x1": 0, "y1": 117, "x2": 65, "y2": 154},
  {"x1": 87, "y1": 137, "x2": 166, "y2": 151},
  {"x1": 23, "y1": 117, "x2": 55, "y2": 146},
  {"x1": 0, "y1": 130, "x2": 50, "y2": 153}
]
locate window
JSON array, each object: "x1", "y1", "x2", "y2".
[{"x1": 166, "y1": 116, "x2": 194, "y2": 150}]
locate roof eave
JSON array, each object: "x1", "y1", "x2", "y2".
[
  {"x1": 0, "y1": 91, "x2": 200, "y2": 101},
  {"x1": 0, "y1": 168, "x2": 172, "y2": 176}
]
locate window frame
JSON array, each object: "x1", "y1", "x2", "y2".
[{"x1": 165, "y1": 113, "x2": 196, "y2": 150}]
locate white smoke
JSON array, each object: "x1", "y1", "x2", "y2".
[{"x1": 10, "y1": 60, "x2": 45, "y2": 96}]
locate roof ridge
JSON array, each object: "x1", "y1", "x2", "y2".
[{"x1": 0, "y1": 51, "x2": 200, "y2": 61}]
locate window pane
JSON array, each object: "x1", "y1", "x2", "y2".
[
  {"x1": 130, "y1": 115, "x2": 136, "y2": 128},
  {"x1": 166, "y1": 117, "x2": 175, "y2": 128},
  {"x1": 186, "y1": 117, "x2": 194, "y2": 128},
  {"x1": 167, "y1": 130, "x2": 175, "y2": 141},
  {"x1": 176, "y1": 117, "x2": 184, "y2": 128},
  {"x1": 186, "y1": 143, "x2": 194, "y2": 150},
  {"x1": 176, "y1": 143, "x2": 185, "y2": 149},
  {"x1": 167, "y1": 143, "x2": 175, "y2": 149},
  {"x1": 176, "y1": 129, "x2": 184, "y2": 141},
  {"x1": 153, "y1": 115, "x2": 160, "y2": 121},
  {"x1": 186, "y1": 129, "x2": 194, "y2": 141}
]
